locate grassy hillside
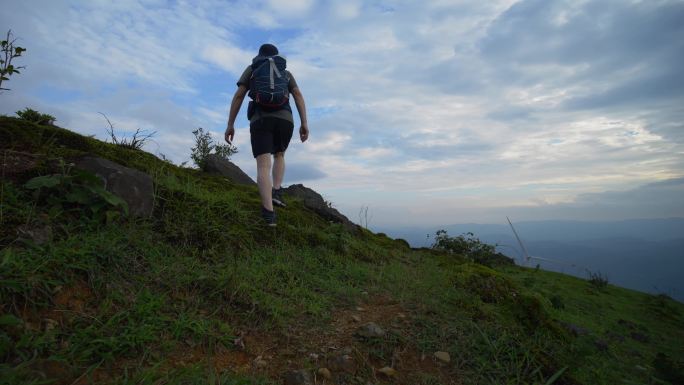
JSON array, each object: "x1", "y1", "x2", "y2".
[{"x1": 1, "y1": 116, "x2": 683, "y2": 385}]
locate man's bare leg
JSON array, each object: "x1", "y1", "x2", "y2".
[
  {"x1": 273, "y1": 152, "x2": 285, "y2": 189},
  {"x1": 256, "y1": 153, "x2": 273, "y2": 211}
]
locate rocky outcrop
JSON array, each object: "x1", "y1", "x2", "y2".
[
  {"x1": 74, "y1": 156, "x2": 154, "y2": 217},
  {"x1": 204, "y1": 154, "x2": 255, "y2": 185},
  {"x1": 282, "y1": 184, "x2": 357, "y2": 231}
]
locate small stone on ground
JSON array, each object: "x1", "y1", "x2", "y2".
[
  {"x1": 283, "y1": 370, "x2": 313, "y2": 385},
  {"x1": 434, "y1": 351, "x2": 451, "y2": 363},
  {"x1": 328, "y1": 354, "x2": 356, "y2": 374},
  {"x1": 377, "y1": 367, "x2": 396, "y2": 377},
  {"x1": 355, "y1": 322, "x2": 386, "y2": 338},
  {"x1": 317, "y1": 367, "x2": 332, "y2": 379}
]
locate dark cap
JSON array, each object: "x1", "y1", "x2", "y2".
[{"x1": 258, "y1": 43, "x2": 279, "y2": 56}]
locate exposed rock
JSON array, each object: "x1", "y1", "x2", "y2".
[
  {"x1": 253, "y1": 356, "x2": 267, "y2": 368},
  {"x1": 282, "y1": 184, "x2": 358, "y2": 231},
  {"x1": 605, "y1": 331, "x2": 625, "y2": 343},
  {"x1": 560, "y1": 321, "x2": 590, "y2": 336},
  {"x1": 434, "y1": 351, "x2": 451, "y2": 363},
  {"x1": 233, "y1": 333, "x2": 245, "y2": 349},
  {"x1": 630, "y1": 332, "x2": 650, "y2": 343},
  {"x1": 594, "y1": 339, "x2": 609, "y2": 351},
  {"x1": 74, "y1": 156, "x2": 153, "y2": 217},
  {"x1": 355, "y1": 322, "x2": 386, "y2": 338},
  {"x1": 328, "y1": 354, "x2": 356, "y2": 374},
  {"x1": 617, "y1": 318, "x2": 631, "y2": 326},
  {"x1": 203, "y1": 154, "x2": 255, "y2": 185},
  {"x1": 377, "y1": 367, "x2": 396, "y2": 377},
  {"x1": 283, "y1": 370, "x2": 313, "y2": 385},
  {"x1": 17, "y1": 224, "x2": 52, "y2": 245},
  {"x1": 317, "y1": 367, "x2": 332, "y2": 380},
  {"x1": 43, "y1": 318, "x2": 58, "y2": 332}
]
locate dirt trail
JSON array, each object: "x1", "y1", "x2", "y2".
[
  {"x1": 200, "y1": 295, "x2": 458, "y2": 384},
  {"x1": 26, "y1": 287, "x2": 458, "y2": 384}
]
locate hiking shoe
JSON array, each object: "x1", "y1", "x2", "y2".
[
  {"x1": 261, "y1": 207, "x2": 277, "y2": 227},
  {"x1": 272, "y1": 187, "x2": 287, "y2": 208}
]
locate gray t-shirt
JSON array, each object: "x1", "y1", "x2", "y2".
[{"x1": 237, "y1": 65, "x2": 299, "y2": 124}]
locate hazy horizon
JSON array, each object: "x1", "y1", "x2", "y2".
[{"x1": 376, "y1": 217, "x2": 684, "y2": 301}]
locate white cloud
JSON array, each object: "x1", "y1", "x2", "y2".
[
  {"x1": 201, "y1": 45, "x2": 253, "y2": 75},
  {"x1": 267, "y1": 0, "x2": 314, "y2": 16},
  {"x1": 332, "y1": 1, "x2": 361, "y2": 20}
]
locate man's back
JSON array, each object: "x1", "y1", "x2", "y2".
[{"x1": 224, "y1": 43, "x2": 309, "y2": 226}]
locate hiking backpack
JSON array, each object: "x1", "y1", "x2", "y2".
[{"x1": 248, "y1": 55, "x2": 291, "y2": 110}]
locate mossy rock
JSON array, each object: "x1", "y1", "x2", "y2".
[
  {"x1": 453, "y1": 264, "x2": 517, "y2": 303},
  {"x1": 510, "y1": 292, "x2": 551, "y2": 328}
]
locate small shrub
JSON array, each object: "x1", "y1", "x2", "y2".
[
  {"x1": 467, "y1": 271, "x2": 514, "y2": 303},
  {"x1": 586, "y1": 270, "x2": 609, "y2": 289},
  {"x1": 16, "y1": 107, "x2": 55, "y2": 125},
  {"x1": 454, "y1": 265, "x2": 516, "y2": 303},
  {"x1": 432, "y1": 230, "x2": 512, "y2": 266},
  {"x1": 511, "y1": 293, "x2": 553, "y2": 330},
  {"x1": 550, "y1": 294, "x2": 565, "y2": 310},
  {"x1": 646, "y1": 292, "x2": 681, "y2": 321},
  {"x1": 190, "y1": 127, "x2": 237, "y2": 170},
  {"x1": 100, "y1": 112, "x2": 154, "y2": 150}
]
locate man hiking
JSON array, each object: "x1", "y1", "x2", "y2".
[{"x1": 225, "y1": 43, "x2": 309, "y2": 226}]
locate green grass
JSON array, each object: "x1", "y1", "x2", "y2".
[
  {"x1": 1, "y1": 116, "x2": 683, "y2": 384},
  {"x1": 502, "y1": 266, "x2": 684, "y2": 384}
]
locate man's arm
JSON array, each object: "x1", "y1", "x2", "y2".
[
  {"x1": 291, "y1": 87, "x2": 309, "y2": 142},
  {"x1": 225, "y1": 85, "x2": 248, "y2": 143}
]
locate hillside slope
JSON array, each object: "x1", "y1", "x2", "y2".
[{"x1": 1, "y1": 116, "x2": 683, "y2": 385}]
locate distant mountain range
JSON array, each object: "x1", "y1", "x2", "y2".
[{"x1": 377, "y1": 218, "x2": 684, "y2": 302}]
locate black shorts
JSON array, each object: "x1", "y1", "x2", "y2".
[{"x1": 250, "y1": 117, "x2": 294, "y2": 158}]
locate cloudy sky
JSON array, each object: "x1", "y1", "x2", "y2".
[{"x1": 2, "y1": 0, "x2": 683, "y2": 227}]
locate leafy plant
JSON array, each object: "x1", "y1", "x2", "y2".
[
  {"x1": 190, "y1": 127, "x2": 237, "y2": 170},
  {"x1": 0, "y1": 30, "x2": 26, "y2": 92},
  {"x1": 15, "y1": 107, "x2": 55, "y2": 125},
  {"x1": 432, "y1": 230, "x2": 512, "y2": 266},
  {"x1": 100, "y1": 112, "x2": 155, "y2": 150},
  {"x1": 586, "y1": 270, "x2": 609, "y2": 289},
  {"x1": 24, "y1": 161, "x2": 128, "y2": 221}
]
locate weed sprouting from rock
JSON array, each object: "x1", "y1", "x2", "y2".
[
  {"x1": 23, "y1": 159, "x2": 129, "y2": 221},
  {"x1": 190, "y1": 127, "x2": 237, "y2": 170}
]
